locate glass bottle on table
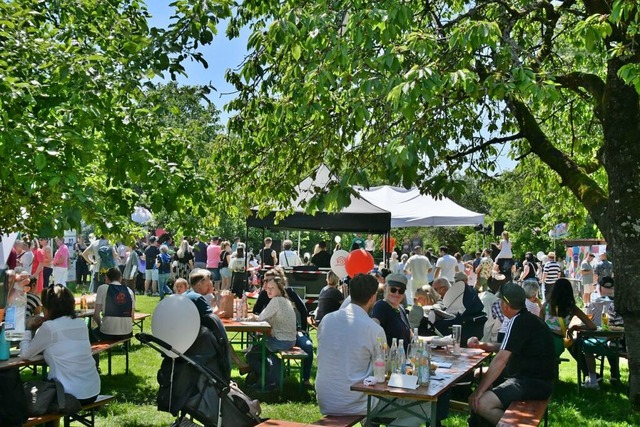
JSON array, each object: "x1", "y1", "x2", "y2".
[
  {"x1": 398, "y1": 339, "x2": 406, "y2": 374},
  {"x1": 5, "y1": 283, "x2": 27, "y2": 341},
  {"x1": 373, "y1": 337, "x2": 386, "y2": 382},
  {"x1": 389, "y1": 338, "x2": 398, "y2": 375}
]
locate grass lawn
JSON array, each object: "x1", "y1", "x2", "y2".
[{"x1": 21, "y1": 294, "x2": 640, "y2": 426}]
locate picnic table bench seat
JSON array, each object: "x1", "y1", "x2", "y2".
[
  {"x1": 277, "y1": 346, "x2": 309, "y2": 389},
  {"x1": 91, "y1": 337, "x2": 130, "y2": 375},
  {"x1": 256, "y1": 414, "x2": 365, "y2": 427},
  {"x1": 497, "y1": 397, "x2": 550, "y2": 427},
  {"x1": 24, "y1": 394, "x2": 115, "y2": 427}
]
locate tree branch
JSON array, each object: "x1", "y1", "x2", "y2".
[
  {"x1": 507, "y1": 96, "x2": 609, "y2": 227},
  {"x1": 555, "y1": 72, "x2": 606, "y2": 121},
  {"x1": 446, "y1": 133, "x2": 522, "y2": 161}
]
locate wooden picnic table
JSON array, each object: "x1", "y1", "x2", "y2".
[
  {"x1": 351, "y1": 348, "x2": 490, "y2": 426},
  {"x1": 222, "y1": 318, "x2": 272, "y2": 391}
]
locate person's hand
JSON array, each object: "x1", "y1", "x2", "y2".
[
  {"x1": 468, "y1": 389, "x2": 483, "y2": 412},
  {"x1": 26, "y1": 316, "x2": 45, "y2": 330},
  {"x1": 467, "y1": 337, "x2": 480, "y2": 348}
]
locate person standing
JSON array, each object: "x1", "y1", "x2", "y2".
[
  {"x1": 410, "y1": 231, "x2": 424, "y2": 252},
  {"x1": 380, "y1": 234, "x2": 396, "y2": 260},
  {"x1": 74, "y1": 236, "x2": 89, "y2": 289},
  {"x1": 310, "y1": 241, "x2": 331, "y2": 268},
  {"x1": 433, "y1": 245, "x2": 458, "y2": 282},
  {"x1": 259, "y1": 237, "x2": 278, "y2": 268},
  {"x1": 364, "y1": 234, "x2": 376, "y2": 257},
  {"x1": 475, "y1": 248, "x2": 494, "y2": 292},
  {"x1": 143, "y1": 236, "x2": 160, "y2": 296},
  {"x1": 404, "y1": 246, "x2": 432, "y2": 304},
  {"x1": 83, "y1": 235, "x2": 117, "y2": 294},
  {"x1": 279, "y1": 239, "x2": 301, "y2": 267},
  {"x1": 541, "y1": 251, "x2": 561, "y2": 301},
  {"x1": 206, "y1": 237, "x2": 222, "y2": 290},
  {"x1": 30, "y1": 238, "x2": 44, "y2": 293},
  {"x1": 40, "y1": 238, "x2": 53, "y2": 288},
  {"x1": 581, "y1": 253, "x2": 596, "y2": 304},
  {"x1": 350, "y1": 233, "x2": 365, "y2": 249},
  {"x1": 192, "y1": 236, "x2": 208, "y2": 269},
  {"x1": 52, "y1": 237, "x2": 69, "y2": 286},
  {"x1": 594, "y1": 252, "x2": 613, "y2": 287}
]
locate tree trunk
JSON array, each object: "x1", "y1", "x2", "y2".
[{"x1": 601, "y1": 56, "x2": 640, "y2": 408}]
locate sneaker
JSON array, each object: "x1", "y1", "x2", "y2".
[
  {"x1": 145, "y1": 290, "x2": 152, "y2": 296},
  {"x1": 152, "y1": 292, "x2": 160, "y2": 296},
  {"x1": 582, "y1": 380, "x2": 600, "y2": 390}
]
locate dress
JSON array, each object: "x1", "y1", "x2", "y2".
[
  {"x1": 316, "y1": 303, "x2": 386, "y2": 415},
  {"x1": 315, "y1": 286, "x2": 343, "y2": 324},
  {"x1": 175, "y1": 250, "x2": 194, "y2": 280},
  {"x1": 95, "y1": 281, "x2": 135, "y2": 338},
  {"x1": 371, "y1": 300, "x2": 411, "y2": 351},
  {"x1": 490, "y1": 310, "x2": 557, "y2": 408},
  {"x1": 20, "y1": 316, "x2": 100, "y2": 400},
  {"x1": 74, "y1": 242, "x2": 89, "y2": 285}
]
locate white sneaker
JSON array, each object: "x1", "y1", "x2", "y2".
[{"x1": 582, "y1": 380, "x2": 600, "y2": 390}]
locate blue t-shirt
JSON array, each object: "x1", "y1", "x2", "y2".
[{"x1": 371, "y1": 299, "x2": 411, "y2": 351}]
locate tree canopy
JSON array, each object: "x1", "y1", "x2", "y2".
[
  {"x1": 0, "y1": 0, "x2": 230, "y2": 237},
  {"x1": 221, "y1": 0, "x2": 640, "y2": 404}
]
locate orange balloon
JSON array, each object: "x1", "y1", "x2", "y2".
[{"x1": 345, "y1": 249, "x2": 375, "y2": 277}]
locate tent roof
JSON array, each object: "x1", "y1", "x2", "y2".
[
  {"x1": 359, "y1": 186, "x2": 485, "y2": 227},
  {"x1": 247, "y1": 165, "x2": 391, "y2": 233}
]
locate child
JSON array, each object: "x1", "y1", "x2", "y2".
[{"x1": 174, "y1": 278, "x2": 189, "y2": 295}]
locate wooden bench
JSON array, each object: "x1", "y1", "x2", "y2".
[
  {"x1": 497, "y1": 398, "x2": 550, "y2": 427},
  {"x1": 91, "y1": 337, "x2": 130, "y2": 375},
  {"x1": 24, "y1": 394, "x2": 115, "y2": 427},
  {"x1": 277, "y1": 346, "x2": 309, "y2": 389},
  {"x1": 311, "y1": 415, "x2": 365, "y2": 426},
  {"x1": 255, "y1": 415, "x2": 365, "y2": 427},
  {"x1": 133, "y1": 312, "x2": 151, "y2": 333}
]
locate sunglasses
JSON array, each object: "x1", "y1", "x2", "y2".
[{"x1": 389, "y1": 287, "x2": 405, "y2": 295}]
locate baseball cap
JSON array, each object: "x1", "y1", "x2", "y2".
[
  {"x1": 386, "y1": 273, "x2": 407, "y2": 289},
  {"x1": 454, "y1": 272, "x2": 468, "y2": 283},
  {"x1": 497, "y1": 282, "x2": 526, "y2": 307},
  {"x1": 599, "y1": 276, "x2": 614, "y2": 288}
]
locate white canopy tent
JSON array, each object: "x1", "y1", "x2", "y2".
[{"x1": 359, "y1": 186, "x2": 485, "y2": 228}]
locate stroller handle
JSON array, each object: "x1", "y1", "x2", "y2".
[{"x1": 136, "y1": 333, "x2": 172, "y2": 351}]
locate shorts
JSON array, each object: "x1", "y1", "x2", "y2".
[
  {"x1": 208, "y1": 267, "x2": 221, "y2": 282},
  {"x1": 583, "y1": 284, "x2": 594, "y2": 294},
  {"x1": 145, "y1": 269, "x2": 159, "y2": 281},
  {"x1": 492, "y1": 377, "x2": 553, "y2": 409},
  {"x1": 220, "y1": 267, "x2": 232, "y2": 279}
]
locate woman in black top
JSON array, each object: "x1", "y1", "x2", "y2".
[{"x1": 315, "y1": 271, "x2": 343, "y2": 324}]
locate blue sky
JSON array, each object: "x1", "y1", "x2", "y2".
[{"x1": 146, "y1": 3, "x2": 250, "y2": 122}]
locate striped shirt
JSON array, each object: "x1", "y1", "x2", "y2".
[{"x1": 542, "y1": 261, "x2": 561, "y2": 285}]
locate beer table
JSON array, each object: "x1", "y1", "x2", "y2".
[
  {"x1": 351, "y1": 348, "x2": 490, "y2": 426},
  {"x1": 222, "y1": 318, "x2": 272, "y2": 391},
  {"x1": 575, "y1": 326, "x2": 625, "y2": 392}
]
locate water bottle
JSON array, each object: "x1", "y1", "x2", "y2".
[
  {"x1": 373, "y1": 338, "x2": 386, "y2": 382},
  {"x1": 5, "y1": 284, "x2": 27, "y2": 341},
  {"x1": 389, "y1": 338, "x2": 398, "y2": 375},
  {"x1": 397, "y1": 339, "x2": 406, "y2": 374},
  {"x1": 419, "y1": 342, "x2": 431, "y2": 385},
  {"x1": 0, "y1": 324, "x2": 10, "y2": 361}
]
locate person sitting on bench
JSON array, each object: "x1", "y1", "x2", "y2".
[
  {"x1": 93, "y1": 268, "x2": 135, "y2": 341},
  {"x1": 468, "y1": 283, "x2": 557, "y2": 426}
]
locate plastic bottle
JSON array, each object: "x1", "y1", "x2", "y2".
[
  {"x1": 0, "y1": 324, "x2": 10, "y2": 361},
  {"x1": 397, "y1": 339, "x2": 406, "y2": 374},
  {"x1": 373, "y1": 338, "x2": 386, "y2": 382},
  {"x1": 419, "y1": 341, "x2": 431, "y2": 385},
  {"x1": 601, "y1": 311, "x2": 609, "y2": 330},
  {"x1": 389, "y1": 338, "x2": 398, "y2": 375},
  {"x1": 241, "y1": 293, "x2": 248, "y2": 319},
  {"x1": 5, "y1": 284, "x2": 27, "y2": 341}
]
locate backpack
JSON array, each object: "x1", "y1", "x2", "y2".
[
  {"x1": 98, "y1": 245, "x2": 116, "y2": 273},
  {"x1": 104, "y1": 284, "x2": 133, "y2": 318}
]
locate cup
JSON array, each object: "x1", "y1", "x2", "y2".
[{"x1": 452, "y1": 325, "x2": 462, "y2": 355}]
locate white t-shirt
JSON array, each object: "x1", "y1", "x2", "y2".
[
  {"x1": 404, "y1": 255, "x2": 432, "y2": 286},
  {"x1": 95, "y1": 282, "x2": 135, "y2": 336},
  {"x1": 497, "y1": 240, "x2": 512, "y2": 259},
  {"x1": 279, "y1": 250, "x2": 301, "y2": 267},
  {"x1": 316, "y1": 303, "x2": 386, "y2": 415},
  {"x1": 436, "y1": 254, "x2": 458, "y2": 281},
  {"x1": 441, "y1": 279, "x2": 466, "y2": 316},
  {"x1": 364, "y1": 239, "x2": 375, "y2": 252},
  {"x1": 21, "y1": 316, "x2": 100, "y2": 399}
]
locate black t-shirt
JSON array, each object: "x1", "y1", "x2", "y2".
[
  {"x1": 311, "y1": 250, "x2": 331, "y2": 268},
  {"x1": 315, "y1": 286, "x2": 344, "y2": 323},
  {"x1": 193, "y1": 241, "x2": 208, "y2": 263},
  {"x1": 501, "y1": 310, "x2": 558, "y2": 380},
  {"x1": 259, "y1": 247, "x2": 277, "y2": 266},
  {"x1": 144, "y1": 245, "x2": 160, "y2": 270}
]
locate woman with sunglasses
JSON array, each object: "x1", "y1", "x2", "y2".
[{"x1": 371, "y1": 273, "x2": 412, "y2": 351}]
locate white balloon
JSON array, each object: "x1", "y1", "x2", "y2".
[
  {"x1": 334, "y1": 235, "x2": 342, "y2": 243},
  {"x1": 330, "y1": 250, "x2": 349, "y2": 278},
  {"x1": 151, "y1": 295, "x2": 200, "y2": 358},
  {"x1": 536, "y1": 251, "x2": 545, "y2": 261}
]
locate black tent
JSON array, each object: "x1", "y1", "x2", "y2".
[{"x1": 246, "y1": 165, "x2": 391, "y2": 234}]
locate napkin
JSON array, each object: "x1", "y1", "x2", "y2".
[{"x1": 363, "y1": 376, "x2": 378, "y2": 386}]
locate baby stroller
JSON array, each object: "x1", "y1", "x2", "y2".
[{"x1": 137, "y1": 329, "x2": 261, "y2": 427}]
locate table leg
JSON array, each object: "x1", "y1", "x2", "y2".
[
  {"x1": 260, "y1": 336, "x2": 267, "y2": 391},
  {"x1": 365, "y1": 395, "x2": 372, "y2": 427}
]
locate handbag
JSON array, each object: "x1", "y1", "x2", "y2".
[
  {"x1": 558, "y1": 311, "x2": 573, "y2": 348},
  {"x1": 23, "y1": 378, "x2": 81, "y2": 416}
]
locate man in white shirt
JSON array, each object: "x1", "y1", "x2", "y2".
[
  {"x1": 279, "y1": 239, "x2": 301, "y2": 267},
  {"x1": 93, "y1": 268, "x2": 134, "y2": 341},
  {"x1": 404, "y1": 246, "x2": 432, "y2": 304},
  {"x1": 434, "y1": 245, "x2": 458, "y2": 281},
  {"x1": 316, "y1": 273, "x2": 385, "y2": 415}
]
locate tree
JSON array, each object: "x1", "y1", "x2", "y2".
[
  {"x1": 0, "y1": 0, "x2": 230, "y2": 237},
  {"x1": 222, "y1": 1, "x2": 640, "y2": 405}
]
